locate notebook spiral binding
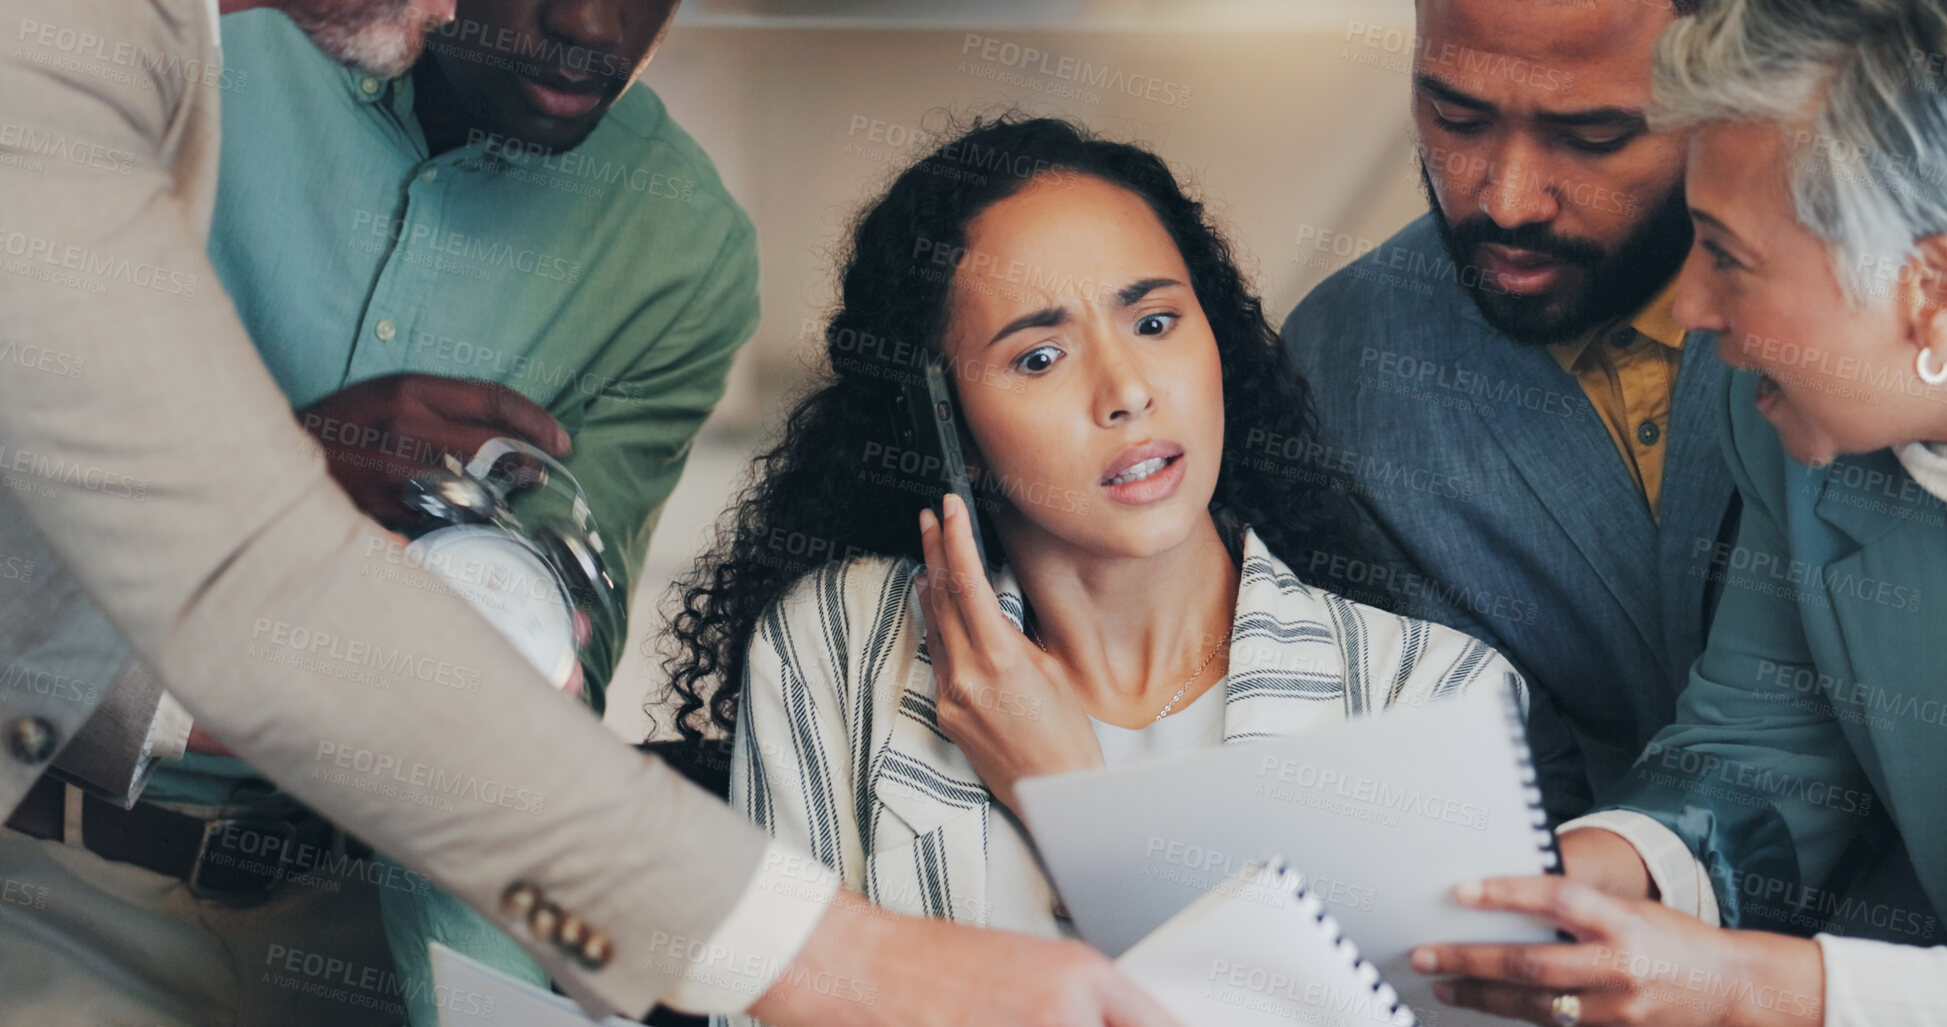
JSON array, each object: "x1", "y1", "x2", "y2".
[
  {"x1": 1503, "y1": 674, "x2": 1564, "y2": 873},
  {"x1": 1246, "y1": 857, "x2": 1419, "y2": 1027}
]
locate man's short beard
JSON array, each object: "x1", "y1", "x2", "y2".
[
  {"x1": 286, "y1": 0, "x2": 430, "y2": 78},
  {"x1": 1421, "y1": 164, "x2": 1692, "y2": 346}
]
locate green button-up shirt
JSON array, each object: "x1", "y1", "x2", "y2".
[{"x1": 148, "y1": 9, "x2": 757, "y2": 793}]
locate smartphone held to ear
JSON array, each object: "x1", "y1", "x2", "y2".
[{"x1": 897, "y1": 358, "x2": 992, "y2": 576}]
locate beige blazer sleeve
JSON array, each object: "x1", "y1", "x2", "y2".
[{"x1": 0, "y1": 0, "x2": 777, "y2": 1017}]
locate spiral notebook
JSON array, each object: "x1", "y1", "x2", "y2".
[
  {"x1": 1018, "y1": 682, "x2": 1558, "y2": 1026},
  {"x1": 1117, "y1": 857, "x2": 1416, "y2": 1027}
]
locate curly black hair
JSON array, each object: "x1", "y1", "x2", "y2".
[{"x1": 656, "y1": 115, "x2": 1385, "y2": 763}]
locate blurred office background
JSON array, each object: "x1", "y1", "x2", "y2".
[{"x1": 609, "y1": 0, "x2": 1427, "y2": 742}]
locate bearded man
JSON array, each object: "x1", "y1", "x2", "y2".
[{"x1": 1281, "y1": 0, "x2": 1737, "y2": 825}]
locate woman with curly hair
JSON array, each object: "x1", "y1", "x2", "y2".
[{"x1": 664, "y1": 116, "x2": 1522, "y2": 973}]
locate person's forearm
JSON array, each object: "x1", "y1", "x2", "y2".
[
  {"x1": 0, "y1": 4, "x2": 769, "y2": 1006},
  {"x1": 1726, "y1": 931, "x2": 1824, "y2": 1027},
  {"x1": 748, "y1": 891, "x2": 1178, "y2": 1027},
  {"x1": 748, "y1": 891, "x2": 895, "y2": 1027}
]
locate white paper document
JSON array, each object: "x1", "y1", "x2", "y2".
[
  {"x1": 1018, "y1": 684, "x2": 1557, "y2": 1025},
  {"x1": 431, "y1": 942, "x2": 639, "y2": 1027},
  {"x1": 1117, "y1": 857, "x2": 1417, "y2": 1027}
]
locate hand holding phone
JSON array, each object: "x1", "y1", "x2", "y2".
[{"x1": 915, "y1": 493, "x2": 1105, "y2": 816}]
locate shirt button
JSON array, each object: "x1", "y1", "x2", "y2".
[
  {"x1": 501, "y1": 882, "x2": 540, "y2": 916},
  {"x1": 578, "y1": 932, "x2": 614, "y2": 970},
  {"x1": 374, "y1": 319, "x2": 397, "y2": 342},
  {"x1": 419, "y1": 167, "x2": 438, "y2": 184},
  {"x1": 530, "y1": 901, "x2": 563, "y2": 940},
  {"x1": 1637, "y1": 420, "x2": 1661, "y2": 446},
  {"x1": 6, "y1": 716, "x2": 59, "y2": 764},
  {"x1": 359, "y1": 76, "x2": 382, "y2": 96}
]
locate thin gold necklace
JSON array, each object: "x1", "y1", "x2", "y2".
[{"x1": 1027, "y1": 612, "x2": 1232, "y2": 721}]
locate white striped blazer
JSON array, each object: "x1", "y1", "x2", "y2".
[{"x1": 725, "y1": 527, "x2": 1523, "y2": 1005}]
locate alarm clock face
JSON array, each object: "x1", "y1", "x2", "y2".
[{"x1": 406, "y1": 525, "x2": 578, "y2": 689}]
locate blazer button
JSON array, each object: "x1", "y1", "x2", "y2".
[
  {"x1": 530, "y1": 901, "x2": 563, "y2": 940},
  {"x1": 501, "y1": 882, "x2": 541, "y2": 917},
  {"x1": 557, "y1": 913, "x2": 588, "y2": 949},
  {"x1": 578, "y1": 932, "x2": 614, "y2": 970}
]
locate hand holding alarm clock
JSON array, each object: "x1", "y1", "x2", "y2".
[
  {"x1": 400, "y1": 438, "x2": 623, "y2": 701},
  {"x1": 299, "y1": 374, "x2": 572, "y2": 531}
]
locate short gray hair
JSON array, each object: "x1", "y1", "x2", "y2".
[{"x1": 1652, "y1": 0, "x2": 1947, "y2": 301}]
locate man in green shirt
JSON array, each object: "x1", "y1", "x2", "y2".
[{"x1": 5, "y1": 1, "x2": 757, "y2": 1023}]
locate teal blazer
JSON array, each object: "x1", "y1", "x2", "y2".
[{"x1": 1598, "y1": 370, "x2": 1945, "y2": 944}]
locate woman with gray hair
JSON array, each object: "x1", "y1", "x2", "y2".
[{"x1": 1402, "y1": 1, "x2": 1947, "y2": 1025}]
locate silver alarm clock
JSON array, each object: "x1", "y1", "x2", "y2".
[{"x1": 401, "y1": 438, "x2": 623, "y2": 704}]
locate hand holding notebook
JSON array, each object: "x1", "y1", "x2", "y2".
[{"x1": 1116, "y1": 857, "x2": 1418, "y2": 1027}]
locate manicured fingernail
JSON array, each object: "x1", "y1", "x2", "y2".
[
  {"x1": 943, "y1": 493, "x2": 961, "y2": 519},
  {"x1": 1433, "y1": 982, "x2": 1456, "y2": 1004},
  {"x1": 1454, "y1": 879, "x2": 1484, "y2": 905},
  {"x1": 1412, "y1": 948, "x2": 1438, "y2": 974},
  {"x1": 919, "y1": 508, "x2": 937, "y2": 532}
]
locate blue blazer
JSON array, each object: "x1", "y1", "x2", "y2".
[
  {"x1": 1281, "y1": 215, "x2": 1735, "y2": 821},
  {"x1": 1599, "y1": 370, "x2": 1943, "y2": 942}
]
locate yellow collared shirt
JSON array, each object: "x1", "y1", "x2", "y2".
[{"x1": 1548, "y1": 282, "x2": 1686, "y2": 519}]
